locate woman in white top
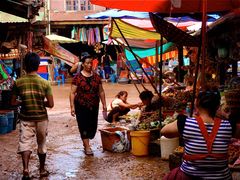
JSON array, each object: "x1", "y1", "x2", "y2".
[{"x1": 107, "y1": 91, "x2": 141, "y2": 123}]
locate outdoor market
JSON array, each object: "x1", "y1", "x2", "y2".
[{"x1": 0, "y1": 0, "x2": 240, "y2": 179}]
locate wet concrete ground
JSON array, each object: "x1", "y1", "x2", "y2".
[{"x1": 0, "y1": 82, "x2": 169, "y2": 179}]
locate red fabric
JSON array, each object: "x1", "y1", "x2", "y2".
[
  {"x1": 91, "y1": 0, "x2": 240, "y2": 13},
  {"x1": 92, "y1": 58, "x2": 98, "y2": 70},
  {"x1": 37, "y1": 66, "x2": 48, "y2": 73},
  {"x1": 196, "y1": 116, "x2": 221, "y2": 153},
  {"x1": 163, "y1": 167, "x2": 192, "y2": 180},
  {"x1": 183, "y1": 116, "x2": 228, "y2": 161}
]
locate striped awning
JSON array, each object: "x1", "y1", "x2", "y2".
[
  {"x1": 124, "y1": 42, "x2": 174, "y2": 60},
  {"x1": 144, "y1": 49, "x2": 188, "y2": 65}
]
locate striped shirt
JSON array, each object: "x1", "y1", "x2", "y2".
[
  {"x1": 179, "y1": 117, "x2": 232, "y2": 179},
  {"x1": 12, "y1": 74, "x2": 52, "y2": 121}
]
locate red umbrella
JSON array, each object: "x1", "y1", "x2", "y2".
[{"x1": 90, "y1": 0, "x2": 240, "y2": 13}]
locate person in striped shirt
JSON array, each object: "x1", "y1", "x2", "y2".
[
  {"x1": 161, "y1": 87, "x2": 234, "y2": 180},
  {"x1": 11, "y1": 52, "x2": 54, "y2": 179}
]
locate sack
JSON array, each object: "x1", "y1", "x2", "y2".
[{"x1": 112, "y1": 130, "x2": 129, "y2": 153}]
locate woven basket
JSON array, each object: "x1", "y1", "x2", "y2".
[{"x1": 225, "y1": 89, "x2": 240, "y2": 113}]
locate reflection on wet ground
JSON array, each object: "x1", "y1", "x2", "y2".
[{"x1": 0, "y1": 83, "x2": 169, "y2": 179}]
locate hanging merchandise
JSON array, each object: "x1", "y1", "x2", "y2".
[
  {"x1": 79, "y1": 27, "x2": 87, "y2": 43},
  {"x1": 71, "y1": 26, "x2": 77, "y2": 40},
  {"x1": 103, "y1": 25, "x2": 109, "y2": 40},
  {"x1": 87, "y1": 28, "x2": 95, "y2": 46},
  {"x1": 77, "y1": 26, "x2": 102, "y2": 45},
  {"x1": 94, "y1": 27, "x2": 101, "y2": 43}
]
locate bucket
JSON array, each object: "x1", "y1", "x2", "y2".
[
  {"x1": 0, "y1": 114, "x2": 8, "y2": 134},
  {"x1": 6, "y1": 111, "x2": 14, "y2": 133},
  {"x1": 130, "y1": 130, "x2": 150, "y2": 156},
  {"x1": 160, "y1": 136, "x2": 179, "y2": 160}
]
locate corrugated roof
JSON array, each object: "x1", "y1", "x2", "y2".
[{"x1": 0, "y1": 11, "x2": 28, "y2": 23}]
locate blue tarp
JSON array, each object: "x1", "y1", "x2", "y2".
[
  {"x1": 85, "y1": 9, "x2": 219, "y2": 22},
  {"x1": 85, "y1": 9, "x2": 149, "y2": 19}
]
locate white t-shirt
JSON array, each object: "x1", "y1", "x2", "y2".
[{"x1": 107, "y1": 98, "x2": 123, "y2": 111}]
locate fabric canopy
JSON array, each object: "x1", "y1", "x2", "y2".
[
  {"x1": 85, "y1": 9, "x2": 149, "y2": 19},
  {"x1": 103, "y1": 38, "x2": 159, "y2": 48},
  {"x1": 43, "y1": 36, "x2": 79, "y2": 66},
  {"x1": 145, "y1": 48, "x2": 188, "y2": 65},
  {"x1": 90, "y1": 0, "x2": 240, "y2": 13},
  {"x1": 124, "y1": 42, "x2": 174, "y2": 60},
  {"x1": 150, "y1": 13, "x2": 200, "y2": 47},
  {"x1": 46, "y1": 34, "x2": 79, "y2": 44},
  {"x1": 110, "y1": 19, "x2": 162, "y2": 40}
]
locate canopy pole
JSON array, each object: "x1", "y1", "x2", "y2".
[
  {"x1": 116, "y1": 42, "x2": 147, "y2": 90},
  {"x1": 112, "y1": 18, "x2": 159, "y2": 96},
  {"x1": 159, "y1": 37, "x2": 163, "y2": 128},
  {"x1": 190, "y1": 45, "x2": 201, "y2": 117},
  {"x1": 201, "y1": 0, "x2": 207, "y2": 87}
]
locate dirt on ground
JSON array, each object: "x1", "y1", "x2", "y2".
[{"x1": 0, "y1": 82, "x2": 169, "y2": 180}]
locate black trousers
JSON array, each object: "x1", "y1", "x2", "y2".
[
  {"x1": 74, "y1": 104, "x2": 99, "y2": 139},
  {"x1": 107, "y1": 107, "x2": 130, "y2": 123}
]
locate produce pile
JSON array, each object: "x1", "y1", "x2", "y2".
[
  {"x1": 136, "y1": 111, "x2": 161, "y2": 130},
  {"x1": 228, "y1": 139, "x2": 240, "y2": 168},
  {"x1": 162, "y1": 89, "x2": 193, "y2": 111},
  {"x1": 119, "y1": 113, "x2": 139, "y2": 123},
  {"x1": 162, "y1": 112, "x2": 178, "y2": 127}
]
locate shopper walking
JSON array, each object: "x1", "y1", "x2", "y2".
[
  {"x1": 69, "y1": 55, "x2": 107, "y2": 155},
  {"x1": 11, "y1": 52, "x2": 54, "y2": 179}
]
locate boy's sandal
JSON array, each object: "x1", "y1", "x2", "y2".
[
  {"x1": 84, "y1": 148, "x2": 94, "y2": 155},
  {"x1": 40, "y1": 169, "x2": 50, "y2": 177},
  {"x1": 22, "y1": 170, "x2": 30, "y2": 180}
]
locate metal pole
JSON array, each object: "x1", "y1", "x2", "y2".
[
  {"x1": 190, "y1": 45, "x2": 201, "y2": 117},
  {"x1": 116, "y1": 41, "x2": 147, "y2": 90},
  {"x1": 112, "y1": 18, "x2": 160, "y2": 96},
  {"x1": 46, "y1": 0, "x2": 51, "y2": 35},
  {"x1": 201, "y1": 0, "x2": 207, "y2": 87},
  {"x1": 159, "y1": 37, "x2": 163, "y2": 127}
]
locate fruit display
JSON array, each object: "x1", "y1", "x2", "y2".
[
  {"x1": 136, "y1": 111, "x2": 161, "y2": 130},
  {"x1": 162, "y1": 86, "x2": 193, "y2": 111},
  {"x1": 119, "y1": 113, "x2": 140, "y2": 123},
  {"x1": 228, "y1": 139, "x2": 240, "y2": 167},
  {"x1": 162, "y1": 111, "x2": 178, "y2": 127}
]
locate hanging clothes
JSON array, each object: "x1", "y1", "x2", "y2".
[
  {"x1": 71, "y1": 27, "x2": 77, "y2": 39},
  {"x1": 94, "y1": 27, "x2": 101, "y2": 43}
]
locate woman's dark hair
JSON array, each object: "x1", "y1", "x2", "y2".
[
  {"x1": 116, "y1": 91, "x2": 128, "y2": 98},
  {"x1": 24, "y1": 52, "x2": 40, "y2": 73},
  {"x1": 139, "y1": 90, "x2": 154, "y2": 100},
  {"x1": 80, "y1": 55, "x2": 93, "y2": 63},
  {"x1": 196, "y1": 87, "x2": 221, "y2": 118}
]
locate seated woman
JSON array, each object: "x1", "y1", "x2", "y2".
[
  {"x1": 161, "y1": 87, "x2": 234, "y2": 180},
  {"x1": 138, "y1": 90, "x2": 164, "y2": 123},
  {"x1": 139, "y1": 90, "x2": 161, "y2": 112},
  {"x1": 107, "y1": 91, "x2": 141, "y2": 124}
]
